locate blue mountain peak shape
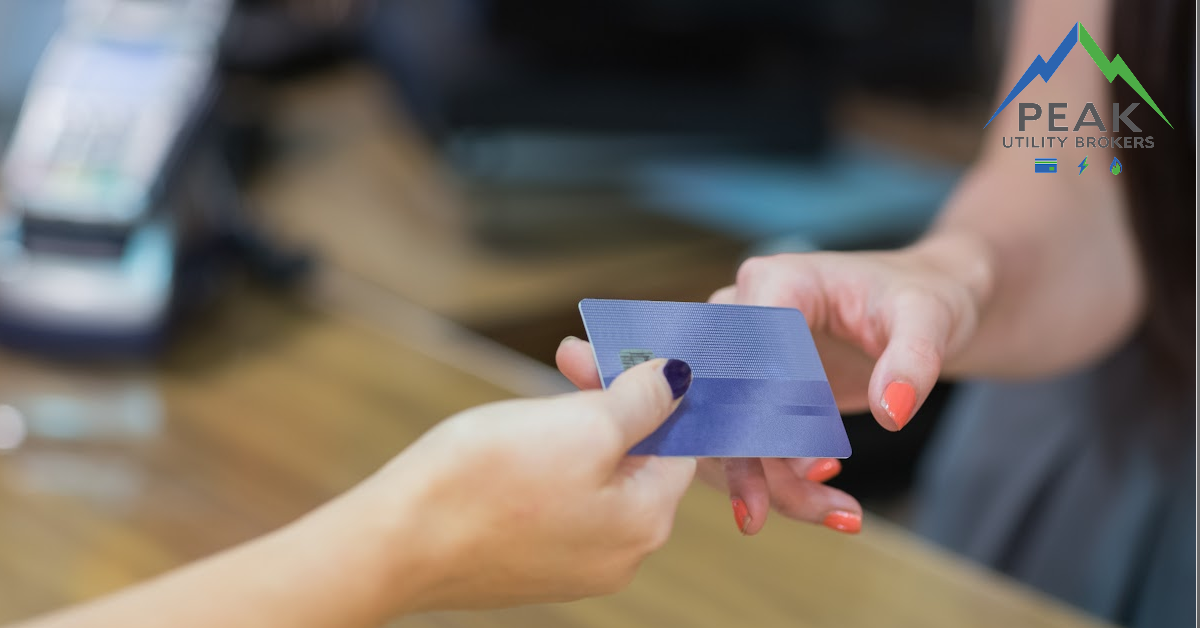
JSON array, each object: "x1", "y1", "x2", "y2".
[{"x1": 983, "y1": 23, "x2": 1079, "y2": 129}]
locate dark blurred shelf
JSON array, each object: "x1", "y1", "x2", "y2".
[{"x1": 248, "y1": 66, "x2": 747, "y2": 333}]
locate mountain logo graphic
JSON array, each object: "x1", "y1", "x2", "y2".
[{"x1": 983, "y1": 22, "x2": 1172, "y2": 129}]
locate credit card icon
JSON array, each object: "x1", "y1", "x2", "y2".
[{"x1": 1034, "y1": 158, "x2": 1058, "y2": 173}]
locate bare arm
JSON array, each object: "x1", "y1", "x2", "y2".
[
  {"x1": 10, "y1": 361, "x2": 696, "y2": 627},
  {"x1": 933, "y1": 0, "x2": 1144, "y2": 378},
  {"x1": 12, "y1": 496, "x2": 406, "y2": 628}
]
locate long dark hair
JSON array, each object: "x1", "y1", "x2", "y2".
[{"x1": 1112, "y1": 0, "x2": 1196, "y2": 393}]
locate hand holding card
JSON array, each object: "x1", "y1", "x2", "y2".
[
  {"x1": 579, "y1": 299, "x2": 851, "y2": 459},
  {"x1": 561, "y1": 302, "x2": 862, "y2": 536}
]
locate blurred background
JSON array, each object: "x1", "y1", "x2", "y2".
[{"x1": 0, "y1": 0, "x2": 1041, "y2": 624}]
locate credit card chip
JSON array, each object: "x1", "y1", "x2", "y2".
[{"x1": 619, "y1": 349, "x2": 656, "y2": 370}]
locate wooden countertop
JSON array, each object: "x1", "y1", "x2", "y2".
[{"x1": 0, "y1": 270, "x2": 1107, "y2": 628}]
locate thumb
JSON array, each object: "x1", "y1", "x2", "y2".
[
  {"x1": 601, "y1": 358, "x2": 693, "y2": 452},
  {"x1": 867, "y1": 303, "x2": 950, "y2": 431}
]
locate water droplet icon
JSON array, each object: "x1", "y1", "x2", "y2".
[{"x1": 1110, "y1": 157, "x2": 1122, "y2": 175}]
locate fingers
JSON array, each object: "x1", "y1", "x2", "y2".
[
  {"x1": 783, "y1": 457, "x2": 843, "y2": 484},
  {"x1": 721, "y1": 458, "x2": 843, "y2": 535},
  {"x1": 708, "y1": 285, "x2": 736, "y2": 304},
  {"x1": 762, "y1": 459, "x2": 863, "y2": 533},
  {"x1": 724, "y1": 458, "x2": 769, "y2": 535},
  {"x1": 733, "y1": 256, "x2": 823, "y2": 322},
  {"x1": 556, "y1": 337, "x2": 603, "y2": 390},
  {"x1": 697, "y1": 457, "x2": 841, "y2": 491},
  {"x1": 731, "y1": 254, "x2": 953, "y2": 431},
  {"x1": 622, "y1": 456, "x2": 697, "y2": 509},
  {"x1": 600, "y1": 361, "x2": 697, "y2": 550},
  {"x1": 694, "y1": 458, "x2": 729, "y2": 490},
  {"x1": 867, "y1": 295, "x2": 951, "y2": 431},
  {"x1": 606, "y1": 454, "x2": 696, "y2": 563},
  {"x1": 602, "y1": 358, "x2": 692, "y2": 452}
]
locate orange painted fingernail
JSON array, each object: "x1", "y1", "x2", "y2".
[
  {"x1": 731, "y1": 498, "x2": 751, "y2": 535},
  {"x1": 822, "y1": 511, "x2": 862, "y2": 534},
  {"x1": 805, "y1": 458, "x2": 842, "y2": 483},
  {"x1": 881, "y1": 382, "x2": 917, "y2": 430}
]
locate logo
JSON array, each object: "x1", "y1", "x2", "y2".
[
  {"x1": 984, "y1": 22, "x2": 1172, "y2": 130},
  {"x1": 1110, "y1": 157, "x2": 1122, "y2": 175},
  {"x1": 1078, "y1": 156, "x2": 1088, "y2": 174},
  {"x1": 1034, "y1": 158, "x2": 1058, "y2": 173}
]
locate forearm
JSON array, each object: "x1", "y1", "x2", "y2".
[
  {"x1": 906, "y1": 0, "x2": 1144, "y2": 378},
  {"x1": 14, "y1": 492, "x2": 417, "y2": 628},
  {"x1": 913, "y1": 175, "x2": 1143, "y2": 379}
]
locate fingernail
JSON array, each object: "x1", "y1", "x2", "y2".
[
  {"x1": 663, "y1": 359, "x2": 692, "y2": 400},
  {"x1": 731, "y1": 498, "x2": 751, "y2": 535},
  {"x1": 822, "y1": 511, "x2": 862, "y2": 534},
  {"x1": 559, "y1": 335, "x2": 581, "y2": 348},
  {"x1": 805, "y1": 458, "x2": 842, "y2": 483},
  {"x1": 881, "y1": 382, "x2": 916, "y2": 430}
]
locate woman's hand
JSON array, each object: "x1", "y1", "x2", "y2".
[
  {"x1": 19, "y1": 359, "x2": 697, "y2": 628},
  {"x1": 556, "y1": 232, "x2": 993, "y2": 535},
  {"x1": 338, "y1": 357, "x2": 698, "y2": 614},
  {"x1": 717, "y1": 233, "x2": 992, "y2": 426}
]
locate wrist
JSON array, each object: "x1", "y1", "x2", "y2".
[{"x1": 274, "y1": 481, "x2": 438, "y2": 625}]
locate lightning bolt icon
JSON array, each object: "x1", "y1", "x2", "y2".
[{"x1": 1078, "y1": 156, "x2": 1088, "y2": 174}]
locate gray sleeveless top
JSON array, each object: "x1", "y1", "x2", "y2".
[{"x1": 912, "y1": 340, "x2": 1195, "y2": 627}]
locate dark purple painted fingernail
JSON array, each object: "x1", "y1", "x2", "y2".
[{"x1": 663, "y1": 359, "x2": 692, "y2": 399}]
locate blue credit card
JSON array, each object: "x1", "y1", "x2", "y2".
[{"x1": 579, "y1": 299, "x2": 851, "y2": 458}]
